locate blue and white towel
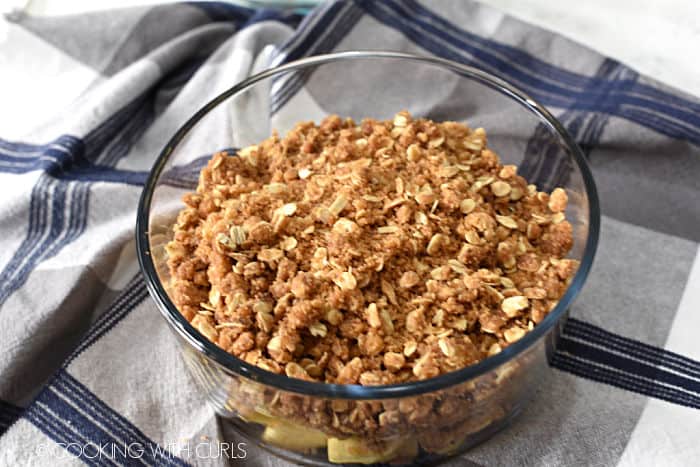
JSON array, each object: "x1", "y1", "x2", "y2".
[{"x1": 0, "y1": 1, "x2": 699, "y2": 465}]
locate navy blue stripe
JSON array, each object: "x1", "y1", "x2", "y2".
[
  {"x1": 269, "y1": 71, "x2": 306, "y2": 114},
  {"x1": 0, "y1": 143, "x2": 207, "y2": 188},
  {"x1": 50, "y1": 376, "x2": 158, "y2": 465},
  {"x1": 270, "y1": 0, "x2": 326, "y2": 64},
  {"x1": 557, "y1": 336, "x2": 700, "y2": 396},
  {"x1": 0, "y1": 174, "x2": 94, "y2": 307},
  {"x1": 42, "y1": 370, "x2": 188, "y2": 466},
  {"x1": 41, "y1": 177, "x2": 70, "y2": 259},
  {"x1": 24, "y1": 177, "x2": 49, "y2": 274},
  {"x1": 269, "y1": 3, "x2": 339, "y2": 110},
  {"x1": 24, "y1": 407, "x2": 105, "y2": 467},
  {"x1": 189, "y1": 1, "x2": 302, "y2": 28},
  {"x1": 0, "y1": 177, "x2": 76, "y2": 303},
  {"x1": 65, "y1": 275, "x2": 148, "y2": 365},
  {"x1": 67, "y1": 183, "x2": 89, "y2": 247},
  {"x1": 242, "y1": 8, "x2": 303, "y2": 29},
  {"x1": 161, "y1": 154, "x2": 210, "y2": 189},
  {"x1": 5, "y1": 177, "x2": 46, "y2": 288},
  {"x1": 269, "y1": 1, "x2": 360, "y2": 113},
  {"x1": 0, "y1": 176, "x2": 59, "y2": 305},
  {"x1": 519, "y1": 116, "x2": 575, "y2": 191},
  {"x1": 60, "y1": 162, "x2": 207, "y2": 187},
  {"x1": 0, "y1": 133, "x2": 86, "y2": 174},
  {"x1": 624, "y1": 81, "x2": 700, "y2": 119},
  {"x1": 42, "y1": 182, "x2": 88, "y2": 262},
  {"x1": 578, "y1": 59, "x2": 637, "y2": 156},
  {"x1": 27, "y1": 388, "x2": 146, "y2": 466},
  {"x1": 566, "y1": 318, "x2": 700, "y2": 377},
  {"x1": 356, "y1": 0, "x2": 700, "y2": 145},
  {"x1": 0, "y1": 135, "x2": 88, "y2": 174},
  {"x1": 187, "y1": 1, "x2": 252, "y2": 23},
  {"x1": 46, "y1": 182, "x2": 79, "y2": 256},
  {"x1": 158, "y1": 56, "x2": 210, "y2": 92},
  {"x1": 617, "y1": 105, "x2": 699, "y2": 143},
  {"x1": 0, "y1": 154, "x2": 90, "y2": 176},
  {"x1": 0, "y1": 153, "x2": 169, "y2": 186},
  {"x1": 552, "y1": 353, "x2": 700, "y2": 410},
  {"x1": 84, "y1": 104, "x2": 140, "y2": 161},
  {"x1": 0, "y1": 134, "x2": 84, "y2": 157},
  {"x1": 0, "y1": 133, "x2": 212, "y2": 187},
  {"x1": 276, "y1": 0, "x2": 347, "y2": 65},
  {"x1": 57, "y1": 166, "x2": 149, "y2": 186},
  {"x1": 578, "y1": 113, "x2": 610, "y2": 157},
  {"x1": 83, "y1": 93, "x2": 153, "y2": 162},
  {"x1": 0, "y1": 138, "x2": 41, "y2": 152},
  {"x1": 99, "y1": 97, "x2": 155, "y2": 167},
  {"x1": 552, "y1": 318, "x2": 700, "y2": 410}
]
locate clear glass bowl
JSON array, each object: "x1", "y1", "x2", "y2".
[{"x1": 136, "y1": 51, "x2": 599, "y2": 465}]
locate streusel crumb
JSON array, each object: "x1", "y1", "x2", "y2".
[{"x1": 166, "y1": 112, "x2": 577, "y2": 385}]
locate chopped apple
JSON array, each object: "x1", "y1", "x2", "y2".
[
  {"x1": 327, "y1": 436, "x2": 416, "y2": 464},
  {"x1": 262, "y1": 420, "x2": 328, "y2": 452},
  {"x1": 238, "y1": 408, "x2": 276, "y2": 426}
]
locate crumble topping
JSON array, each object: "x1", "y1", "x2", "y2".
[{"x1": 165, "y1": 112, "x2": 577, "y2": 385}]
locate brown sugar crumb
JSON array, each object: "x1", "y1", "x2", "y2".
[{"x1": 166, "y1": 112, "x2": 578, "y2": 385}]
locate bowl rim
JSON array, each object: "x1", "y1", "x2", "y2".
[{"x1": 136, "y1": 50, "x2": 600, "y2": 400}]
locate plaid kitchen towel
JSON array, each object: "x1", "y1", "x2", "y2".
[{"x1": 0, "y1": 1, "x2": 699, "y2": 465}]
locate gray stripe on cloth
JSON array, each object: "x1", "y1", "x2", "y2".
[
  {"x1": 0, "y1": 266, "x2": 108, "y2": 405},
  {"x1": 589, "y1": 126, "x2": 700, "y2": 242},
  {"x1": 137, "y1": 22, "x2": 237, "y2": 73},
  {"x1": 573, "y1": 215, "x2": 697, "y2": 345},
  {"x1": 13, "y1": 4, "x2": 214, "y2": 76}
]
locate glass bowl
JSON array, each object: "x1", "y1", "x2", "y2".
[{"x1": 136, "y1": 51, "x2": 599, "y2": 465}]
